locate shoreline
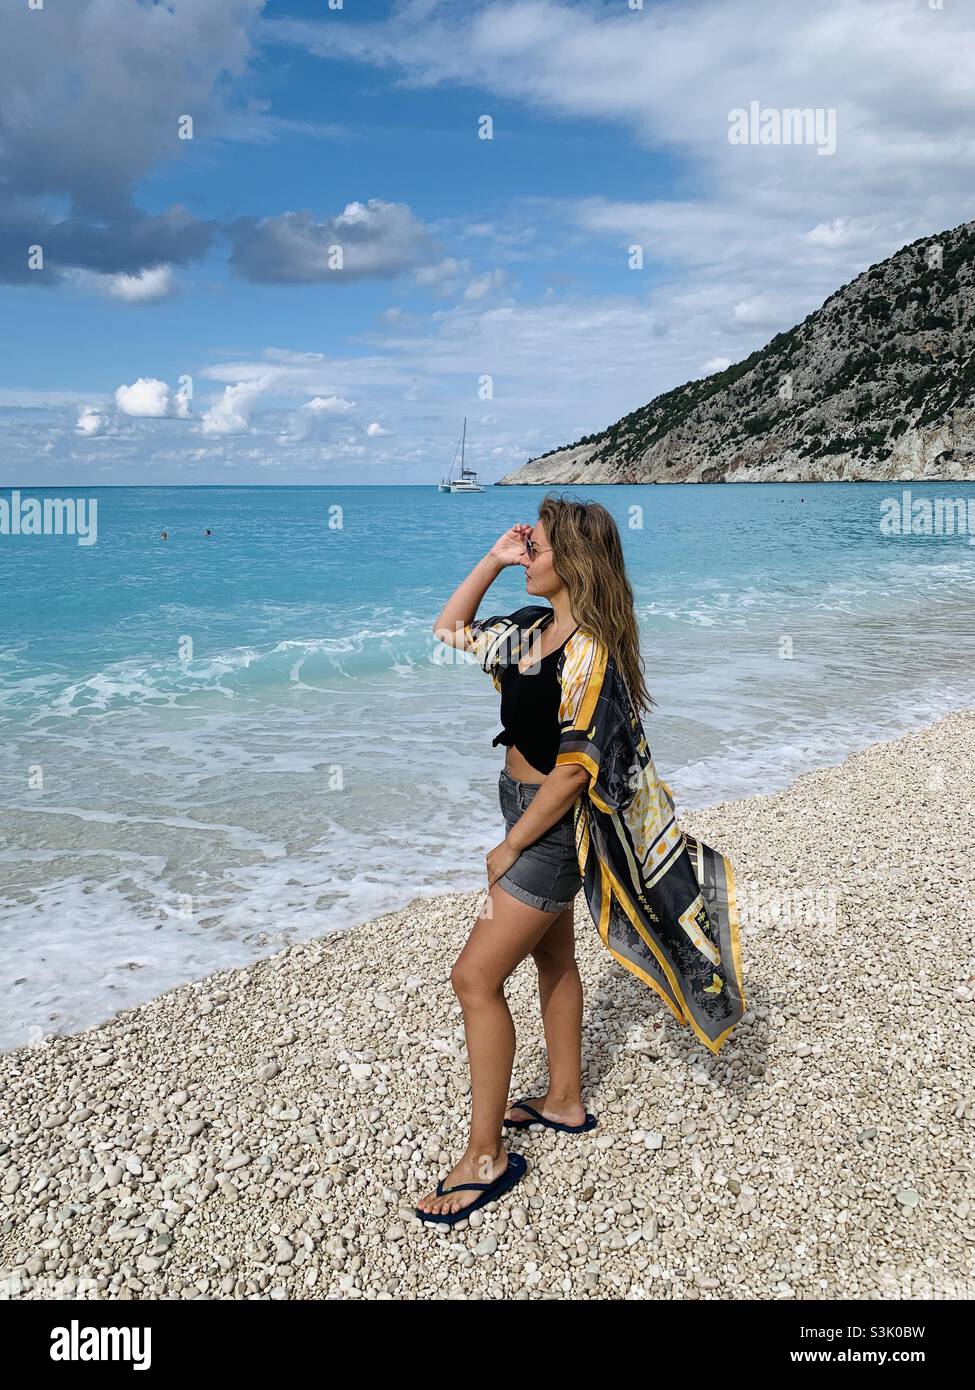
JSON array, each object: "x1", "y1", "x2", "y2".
[
  {"x1": 7, "y1": 689, "x2": 975, "y2": 1053},
  {"x1": 1, "y1": 708, "x2": 973, "y2": 1299}
]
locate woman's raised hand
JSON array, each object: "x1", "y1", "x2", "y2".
[{"x1": 488, "y1": 524, "x2": 532, "y2": 568}]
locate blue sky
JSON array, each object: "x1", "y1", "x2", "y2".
[{"x1": 1, "y1": 0, "x2": 974, "y2": 484}]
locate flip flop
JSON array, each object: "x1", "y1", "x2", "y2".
[
  {"x1": 503, "y1": 1098, "x2": 599, "y2": 1134},
  {"x1": 415, "y1": 1150, "x2": 528, "y2": 1226}
]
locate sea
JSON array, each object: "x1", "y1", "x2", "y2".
[{"x1": 1, "y1": 480, "x2": 974, "y2": 1049}]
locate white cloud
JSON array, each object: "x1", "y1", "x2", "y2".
[
  {"x1": 173, "y1": 380, "x2": 193, "y2": 419},
  {"x1": 75, "y1": 406, "x2": 109, "y2": 436},
  {"x1": 0, "y1": 388, "x2": 109, "y2": 408},
  {"x1": 229, "y1": 200, "x2": 436, "y2": 284},
  {"x1": 201, "y1": 379, "x2": 270, "y2": 436},
  {"x1": 464, "y1": 268, "x2": 508, "y2": 300},
  {"x1": 305, "y1": 395, "x2": 354, "y2": 415},
  {"x1": 366, "y1": 421, "x2": 388, "y2": 437},
  {"x1": 413, "y1": 258, "x2": 507, "y2": 301},
  {"x1": 107, "y1": 266, "x2": 177, "y2": 304},
  {"x1": 732, "y1": 299, "x2": 782, "y2": 327},
  {"x1": 807, "y1": 219, "x2": 851, "y2": 247},
  {"x1": 200, "y1": 351, "x2": 415, "y2": 395},
  {"x1": 270, "y1": 0, "x2": 975, "y2": 193},
  {"x1": 283, "y1": 395, "x2": 356, "y2": 442},
  {"x1": 414, "y1": 257, "x2": 469, "y2": 292},
  {"x1": 192, "y1": 295, "x2": 729, "y2": 458},
  {"x1": 115, "y1": 378, "x2": 172, "y2": 418},
  {"x1": 703, "y1": 357, "x2": 731, "y2": 375},
  {"x1": 66, "y1": 265, "x2": 177, "y2": 304}
]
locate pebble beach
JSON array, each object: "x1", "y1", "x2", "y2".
[{"x1": 1, "y1": 711, "x2": 973, "y2": 1301}]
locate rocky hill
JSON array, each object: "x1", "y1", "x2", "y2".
[{"x1": 498, "y1": 220, "x2": 975, "y2": 484}]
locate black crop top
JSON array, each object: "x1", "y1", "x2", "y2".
[{"x1": 491, "y1": 618, "x2": 578, "y2": 774}]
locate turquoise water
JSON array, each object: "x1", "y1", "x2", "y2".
[{"x1": 2, "y1": 481, "x2": 974, "y2": 1048}]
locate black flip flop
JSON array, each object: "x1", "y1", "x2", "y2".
[
  {"x1": 415, "y1": 1150, "x2": 528, "y2": 1225},
  {"x1": 502, "y1": 1098, "x2": 598, "y2": 1134}
]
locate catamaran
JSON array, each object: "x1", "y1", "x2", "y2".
[{"x1": 437, "y1": 418, "x2": 483, "y2": 492}]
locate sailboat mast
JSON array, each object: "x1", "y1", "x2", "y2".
[{"x1": 460, "y1": 417, "x2": 467, "y2": 473}]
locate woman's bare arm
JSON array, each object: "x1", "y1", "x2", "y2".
[
  {"x1": 432, "y1": 524, "x2": 531, "y2": 649},
  {"x1": 504, "y1": 763, "x2": 590, "y2": 852}
]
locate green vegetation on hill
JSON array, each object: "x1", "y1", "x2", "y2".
[{"x1": 523, "y1": 220, "x2": 975, "y2": 480}]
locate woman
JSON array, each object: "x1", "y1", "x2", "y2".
[{"x1": 418, "y1": 495, "x2": 745, "y2": 1224}]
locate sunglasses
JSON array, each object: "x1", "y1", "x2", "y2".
[{"x1": 524, "y1": 535, "x2": 551, "y2": 560}]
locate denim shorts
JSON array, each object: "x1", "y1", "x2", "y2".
[{"x1": 495, "y1": 767, "x2": 583, "y2": 913}]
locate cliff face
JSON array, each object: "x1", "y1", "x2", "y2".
[{"x1": 498, "y1": 221, "x2": 975, "y2": 485}]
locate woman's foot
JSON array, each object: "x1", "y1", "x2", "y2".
[
  {"x1": 415, "y1": 1147, "x2": 510, "y2": 1219},
  {"x1": 505, "y1": 1094, "x2": 586, "y2": 1126}
]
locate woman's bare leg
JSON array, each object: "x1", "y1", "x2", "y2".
[
  {"x1": 415, "y1": 883, "x2": 564, "y2": 1218},
  {"x1": 504, "y1": 905, "x2": 587, "y2": 1127}
]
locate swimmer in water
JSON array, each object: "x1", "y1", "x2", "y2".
[
  {"x1": 203, "y1": 528, "x2": 212, "y2": 536},
  {"x1": 160, "y1": 531, "x2": 168, "y2": 540}
]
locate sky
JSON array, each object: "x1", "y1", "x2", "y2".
[{"x1": 1, "y1": 0, "x2": 974, "y2": 485}]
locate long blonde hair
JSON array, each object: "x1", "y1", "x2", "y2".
[{"x1": 537, "y1": 492, "x2": 655, "y2": 714}]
